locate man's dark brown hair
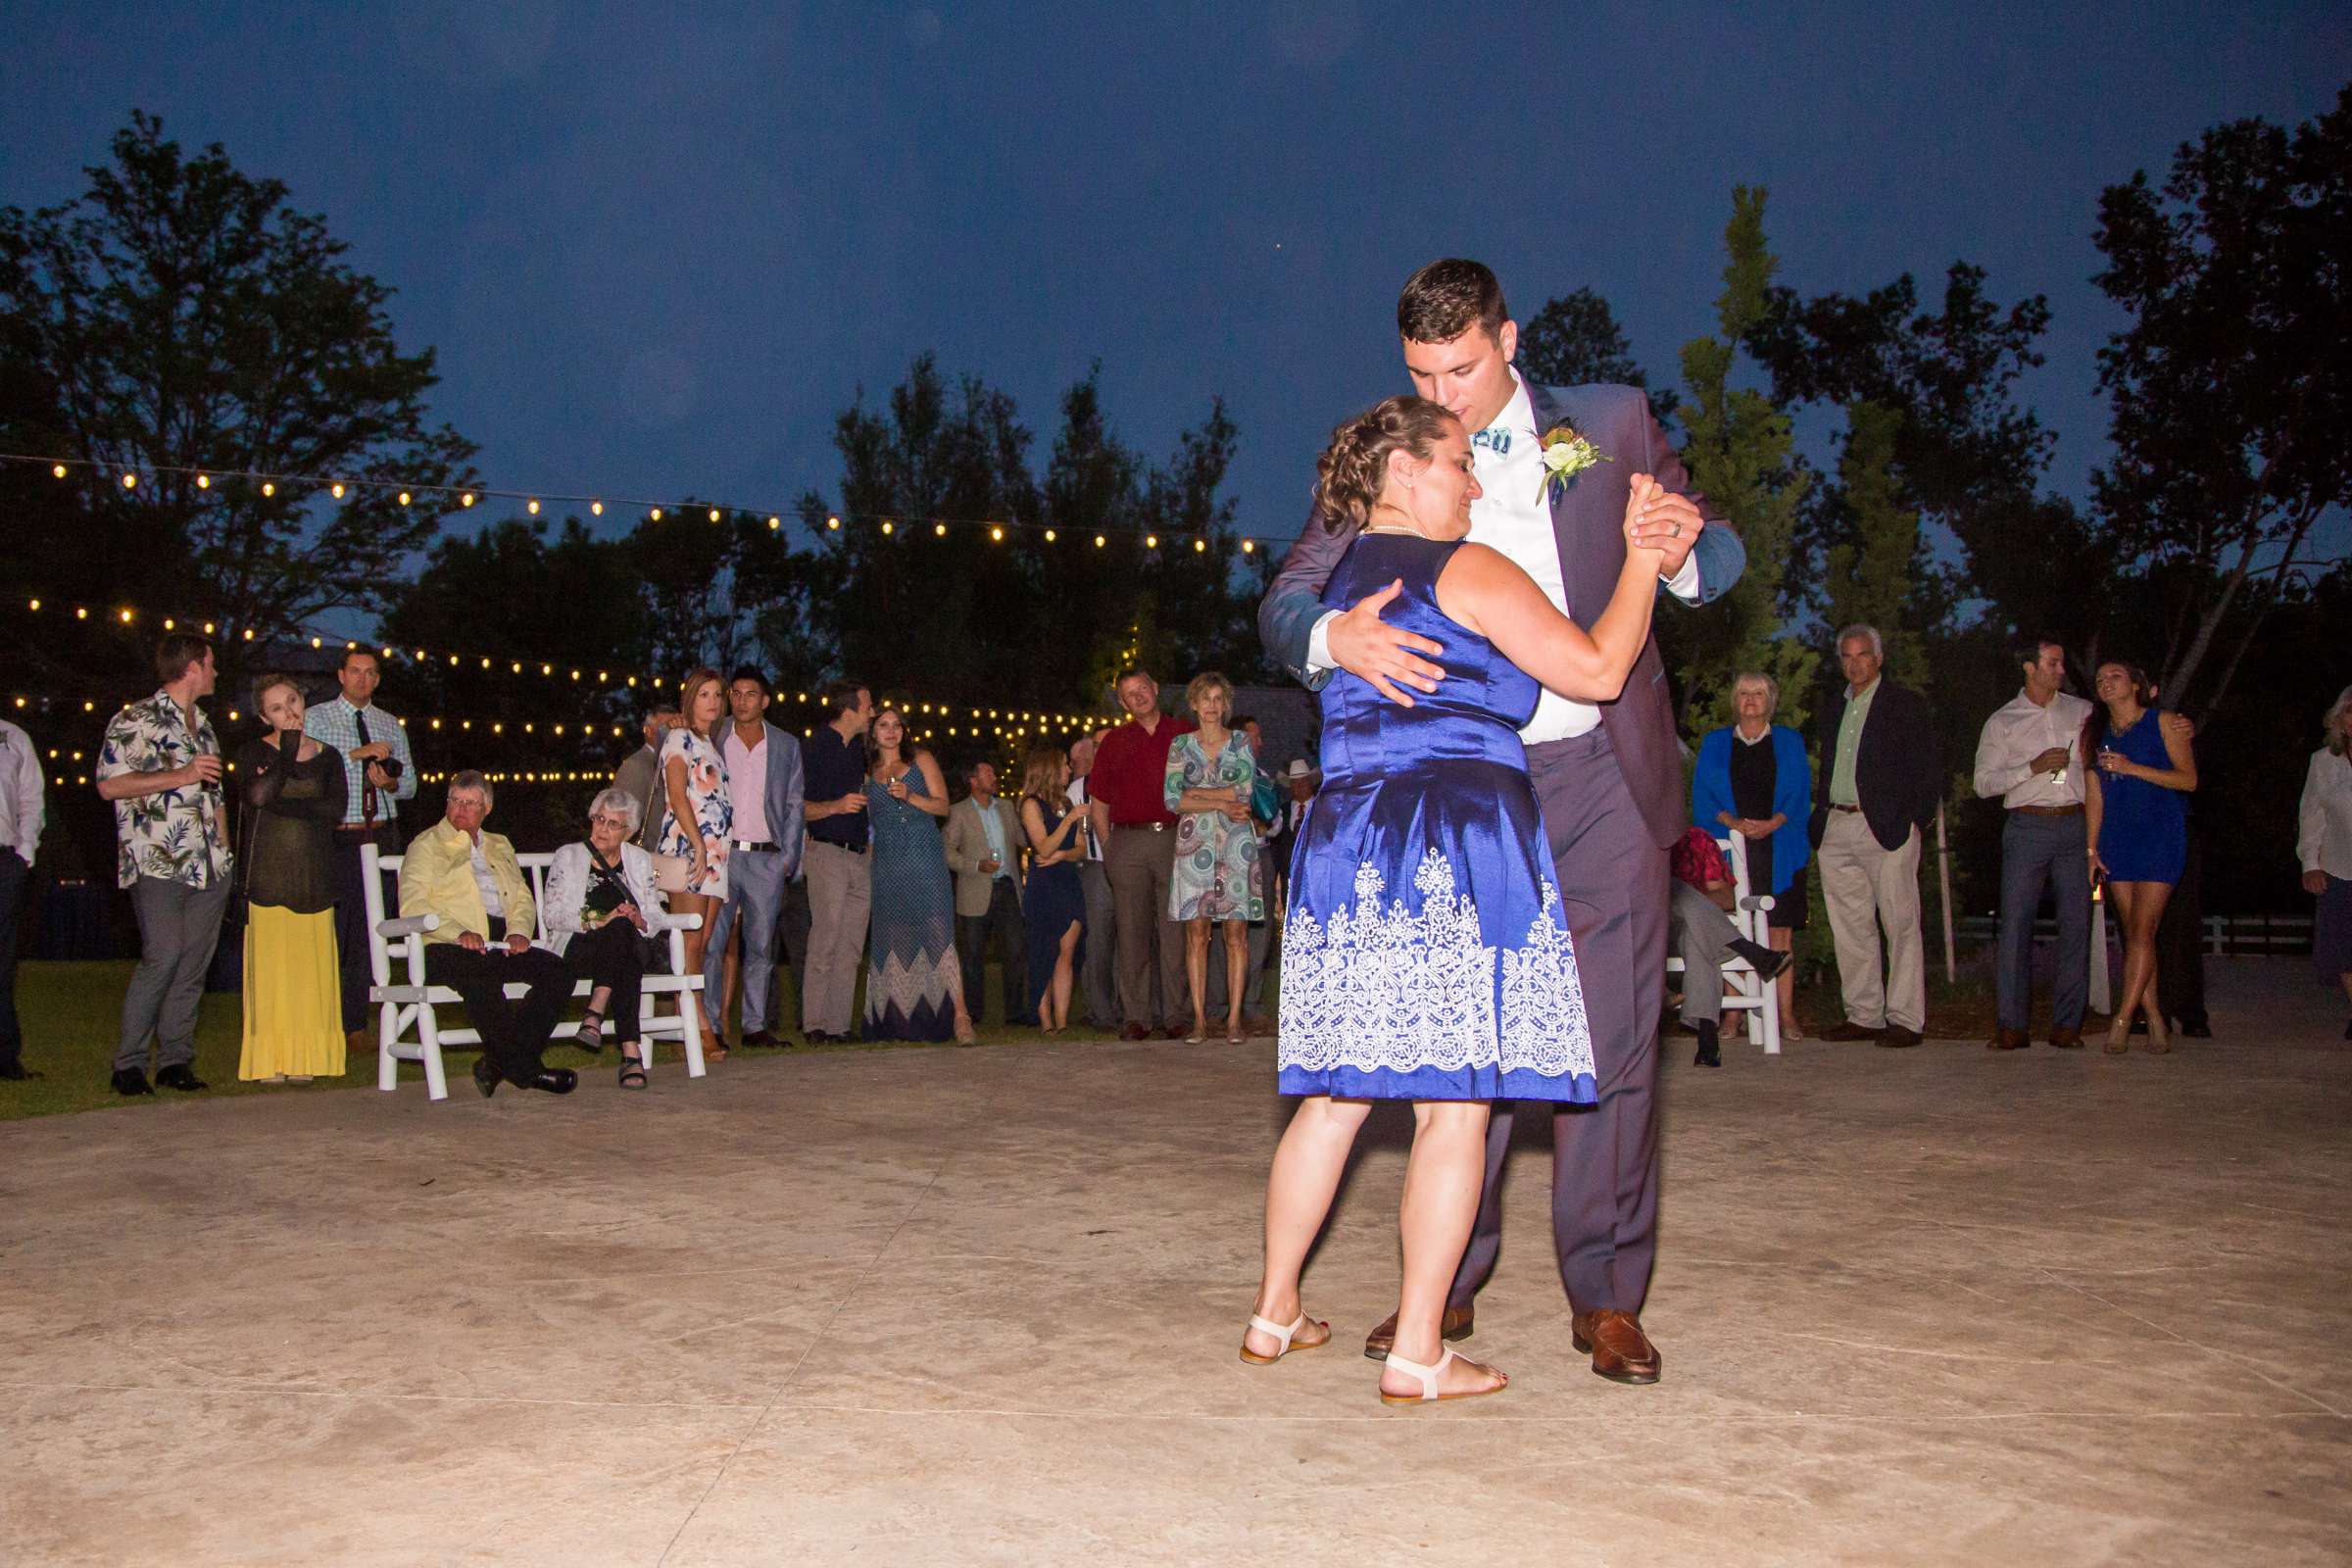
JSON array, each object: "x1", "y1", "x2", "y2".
[
  {"x1": 1397, "y1": 259, "x2": 1509, "y2": 345},
  {"x1": 154, "y1": 633, "x2": 213, "y2": 686}
]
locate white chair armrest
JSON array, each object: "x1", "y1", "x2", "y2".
[
  {"x1": 648, "y1": 910, "x2": 703, "y2": 933},
  {"x1": 377, "y1": 913, "x2": 441, "y2": 938},
  {"x1": 1740, "y1": 896, "x2": 1777, "y2": 912}
]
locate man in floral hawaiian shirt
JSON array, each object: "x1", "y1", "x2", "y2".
[{"x1": 94, "y1": 635, "x2": 234, "y2": 1096}]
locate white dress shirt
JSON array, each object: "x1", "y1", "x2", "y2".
[
  {"x1": 0, "y1": 718, "x2": 42, "y2": 865},
  {"x1": 2297, "y1": 747, "x2": 2352, "y2": 878},
  {"x1": 1307, "y1": 372, "x2": 1700, "y2": 743},
  {"x1": 1066, "y1": 776, "x2": 1102, "y2": 861},
  {"x1": 467, "y1": 836, "x2": 506, "y2": 920},
  {"x1": 723, "y1": 725, "x2": 771, "y2": 842},
  {"x1": 1972, "y1": 689, "x2": 2094, "y2": 808}
]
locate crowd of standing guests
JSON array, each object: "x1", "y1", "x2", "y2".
[{"x1": 8, "y1": 629, "x2": 2348, "y2": 1096}]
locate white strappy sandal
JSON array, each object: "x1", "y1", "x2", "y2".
[
  {"x1": 1239, "y1": 1312, "x2": 1328, "y2": 1365},
  {"x1": 1379, "y1": 1346, "x2": 1507, "y2": 1406}
]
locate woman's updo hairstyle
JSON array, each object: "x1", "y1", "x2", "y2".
[{"x1": 1313, "y1": 395, "x2": 1459, "y2": 533}]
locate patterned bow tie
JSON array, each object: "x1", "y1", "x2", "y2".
[{"x1": 1471, "y1": 425, "x2": 1513, "y2": 456}]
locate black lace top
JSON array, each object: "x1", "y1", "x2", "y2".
[{"x1": 237, "y1": 735, "x2": 348, "y2": 913}]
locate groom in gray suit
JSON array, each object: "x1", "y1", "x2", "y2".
[{"x1": 1259, "y1": 259, "x2": 1743, "y2": 1384}]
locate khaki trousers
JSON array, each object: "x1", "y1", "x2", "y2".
[
  {"x1": 802, "y1": 838, "x2": 871, "y2": 1037},
  {"x1": 1105, "y1": 824, "x2": 1185, "y2": 1028},
  {"x1": 1817, "y1": 810, "x2": 1926, "y2": 1032}
]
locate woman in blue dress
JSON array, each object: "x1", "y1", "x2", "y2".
[
  {"x1": 1017, "y1": 742, "x2": 1088, "y2": 1033},
  {"x1": 2084, "y1": 661, "x2": 2197, "y2": 1054},
  {"x1": 1240, "y1": 396, "x2": 1666, "y2": 1406},
  {"x1": 862, "y1": 707, "x2": 975, "y2": 1045}
]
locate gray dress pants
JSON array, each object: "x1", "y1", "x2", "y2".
[
  {"x1": 706, "y1": 847, "x2": 790, "y2": 1034},
  {"x1": 1450, "y1": 728, "x2": 1668, "y2": 1317},
  {"x1": 1996, "y1": 810, "x2": 2090, "y2": 1031},
  {"x1": 118, "y1": 875, "x2": 231, "y2": 1070},
  {"x1": 1668, "y1": 880, "x2": 1740, "y2": 1026},
  {"x1": 1077, "y1": 859, "x2": 1118, "y2": 1028}
]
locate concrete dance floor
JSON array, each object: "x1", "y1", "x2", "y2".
[{"x1": 2, "y1": 961, "x2": 2345, "y2": 1567}]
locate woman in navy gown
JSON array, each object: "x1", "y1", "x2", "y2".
[
  {"x1": 1017, "y1": 742, "x2": 1087, "y2": 1033},
  {"x1": 1239, "y1": 395, "x2": 1667, "y2": 1405},
  {"x1": 2083, "y1": 661, "x2": 2197, "y2": 1054}
]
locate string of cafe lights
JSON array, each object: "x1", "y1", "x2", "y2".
[
  {"x1": 4, "y1": 592, "x2": 1113, "y2": 732},
  {"x1": 2, "y1": 453, "x2": 1276, "y2": 557}
]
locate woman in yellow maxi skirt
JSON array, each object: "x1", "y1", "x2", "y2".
[{"x1": 236, "y1": 676, "x2": 351, "y2": 1082}]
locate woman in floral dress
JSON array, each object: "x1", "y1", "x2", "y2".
[
  {"x1": 1164, "y1": 671, "x2": 1263, "y2": 1044},
  {"x1": 656, "y1": 667, "x2": 732, "y2": 1050}
]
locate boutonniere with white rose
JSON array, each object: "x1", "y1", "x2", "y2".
[{"x1": 1537, "y1": 423, "x2": 1608, "y2": 502}]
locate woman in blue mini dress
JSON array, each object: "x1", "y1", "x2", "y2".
[
  {"x1": 1239, "y1": 396, "x2": 1666, "y2": 1406},
  {"x1": 2083, "y1": 661, "x2": 2198, "y2": 1054}
]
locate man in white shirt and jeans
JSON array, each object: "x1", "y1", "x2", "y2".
[{"x1": 1972, "y1": 636, "x2": 2095, "y2": 1051}]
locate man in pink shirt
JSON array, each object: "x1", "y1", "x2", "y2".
[{"x1": 704, "y1": 667, "x2": 806, "y2": 1049}]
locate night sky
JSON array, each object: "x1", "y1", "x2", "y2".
[{"x1": 2, "y1": 2, "x2": 2344, "y2": 557}]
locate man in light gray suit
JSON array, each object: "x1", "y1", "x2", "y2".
[
  {"x1": 1258, "y1": 259, "x2": 1744, "y2": 1385},
  {"x1": 703, "y1": 668, "x2": 806, "y2": 1050},
  {"x1": 946, "y1": 760, "x2": 1034, "y2": 1027}
]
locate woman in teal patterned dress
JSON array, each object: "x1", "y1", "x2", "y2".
[
  {"x1": 1164, "y1": 671, "x2": 1264, "y2": 1044},
  {"x1": 862, "y1": 707, "x2": 975, "y2": 1044}
]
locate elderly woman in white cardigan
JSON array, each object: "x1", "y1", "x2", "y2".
[{"x1": 545, "y1": 787, "x2": 666, "y2": 1089}]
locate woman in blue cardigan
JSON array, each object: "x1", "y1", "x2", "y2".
[{"x1": 1691, "y1": 671, "x2": 1814, "y2": 1039}]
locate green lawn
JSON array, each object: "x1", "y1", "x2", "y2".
[{"x1": 0, "y1": 958, "x2": 1106, "y2": 1121}]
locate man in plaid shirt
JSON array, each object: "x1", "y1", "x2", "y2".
[
  {"x1": 304, "y1": 649, "x2": 417, "y2": 1050},
  {"x1": 1670, "y1": 825, "x2": 1790, "y2": 1068}
]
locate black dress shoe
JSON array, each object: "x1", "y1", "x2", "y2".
[
  {"x1": 742, "y1": 1029, "x2": 780, "y2": 1050},
  {"x1": 1876, "y1": 1025, "x2": 1924, "y2": 1049},
  {"x1": 0, "y1": 1061, "x2": 43, "y2": 1081},
  {"x1": 472, "y1": 1057, "x2": 501, "y2": 1098},
  {"x1": 1692, "y1": 1020, "x2": 1722, "y2": 1068},
  {"x1": 111, "y1": 1066, "x2": 155, "y2": 1097},
  {"x1": 154, "y1": 1063, "x2": 209, "y2": 1091},
  {"x1": 521, "y1": 1067, "x2": 578, "y2": 1095},
  {"x1": 2179, "y1": 1019, "x2": 2213, "y2": 1040}
]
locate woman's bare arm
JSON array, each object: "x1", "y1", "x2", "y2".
[{"x1": 1437, "y1": 478, "x2": 1668, "y2": 703}]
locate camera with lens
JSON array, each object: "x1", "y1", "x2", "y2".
[{"x1": 378, "y1": 758, "x2": 405, "y2": 781}]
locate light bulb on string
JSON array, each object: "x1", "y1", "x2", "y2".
[
  {"x1": 1095, "y1": 534, "x2": 1106, "y2": 548},
  {"x1": 121, "y1": 472, "x2": 136, "y2": 489},
  {"x1": 709, "y1": 508, "x2": 720, "y2": 522},
  {"x1": 881, "y1": 520, "x2": 894, "y2": 535},
  {"x1": 591, "y1": 501, "x2": 603, "y2": 516},
  {"x1": 650, "y1": 508, "x2": 662, "y2": 521},
  {"x1": 262, "y1": 481, "x2": 274, "y2": 497},
  {"x1": 331, "y1": 482, "x2": 345, "y2": 499},
  {"x1": 1146, "y1": 535, "x2": 1158, "y2": 549},
  {"x1": 526, "y1": 499, "x2": 539, "y2": 514},
  {"x1": 50, "y1": 464, "x2": 66, "y2": 479},
  {"x1": 990, "y1": 525, "x2": 1004, "y2": 542},
  {"x1": 398, "y1": 492, "x2": 412, "y2": 506},
  {"x1": 934, "y1": 522, "x2": 947, "y2": 537},
  {"x1": 1194, "y1": 538, "x2": 1206, "y2": 553},
  {"x1": 195, "y1": 474, "x2": 211, "y2": 490},
  {"x1": 1044, "y1": 528, "x2": 1056, "y2": 542},
  {"x1": 826, "y1": 515, "x2": 841, "y2": 530}
]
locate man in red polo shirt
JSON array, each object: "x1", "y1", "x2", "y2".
[{"x1": 1087, "y1": 668, "x2": 1196, "y2": 1040}]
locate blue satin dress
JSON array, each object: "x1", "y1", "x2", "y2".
[
  {"x1": 2095, "y1": 712, "x2": 2186, "y2": 885},
  {"x1": 1278, "y1": 533, "x2": 1597, "y2": 1103}
]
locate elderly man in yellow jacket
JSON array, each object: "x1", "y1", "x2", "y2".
[{"x1": 398, "y1": 770, "x2": 578, "y2": 1097}]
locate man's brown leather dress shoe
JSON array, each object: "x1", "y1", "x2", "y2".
[
  {"x1": 1819, "y1": 1020, "x2": 1881, "y2": 1042},
  {"x1": 1361, "y1": 1304, "x2": 1474, "y2": 1362},
  {"x1": 1571, "y1": 1309, "x2": 1660, "y2": 1385},
  {"x1": 1119, "y1": 1023, "x2": 1150, "y2": 1042},
  {"x1": 2048, "y1": 1024, "x2": 2084, "y2": 1050},
  {"x1": 1987, "y1": 1027, "x2": 2029, "y2": 1051},
  {"x1": 1876, "y1": 1025, "x2": 1924, "y2": 1048}
]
